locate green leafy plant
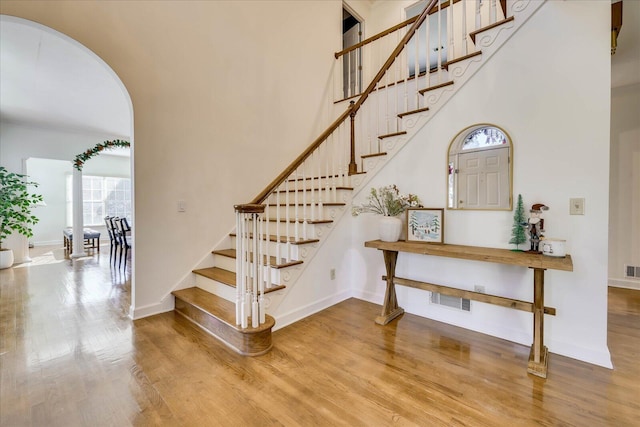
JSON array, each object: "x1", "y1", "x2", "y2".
[
  {"x1": 0, "y1": 167, "x2": 43, "y2": 249},
  {"x1": 352, "y1": 185, "x2": 422, "y2": 217}
]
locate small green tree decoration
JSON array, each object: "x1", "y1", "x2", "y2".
[
  {"x1": 0, "y1": 167, "x2": 43, "y2": 249},
  {"x1": 509, "y1": 194, "x2": 527, "y2": 251}
]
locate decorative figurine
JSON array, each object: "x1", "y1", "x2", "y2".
[{"x1": 524, "y1": 203, "x2": 549, "y2": 253}]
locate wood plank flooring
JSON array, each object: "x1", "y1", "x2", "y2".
[{"x1": 1, "y1": 245, "x2": 639, "y2": 426}]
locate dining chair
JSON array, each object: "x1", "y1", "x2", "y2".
[{"x1": 116, "y1": 217, "x2": 132, "y2": 269}]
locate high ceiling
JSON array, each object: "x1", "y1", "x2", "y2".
[
  {"x1": 0, "y1": 16, "x2": 131, "y2": 139},
  {"x1": 0, "y1": 3, "x2": 638, "y2": 143}
]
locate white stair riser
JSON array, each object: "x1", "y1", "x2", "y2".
[
  {"x1": 265, "y1": 205, "x2": 343, "y2": 220},
  {"x1": 211, "y1": 254, "x2": 283, "y2": 284},
  {"x1": 267, "y1": 188, "x2": 352, "y2": 205},
  {"x1": 195, "y1": 275, "x2": 236, "y2": 303},
  {"x1": 230, "y1": 235, "x2": 302, "y2": 261},
  {"x1": 249, "y1": 221, "x2": 320, "y2": 238}
]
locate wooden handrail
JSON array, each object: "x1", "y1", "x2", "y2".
[
  {"x1": 351, "y1": 0, "x2": 438, "y2": 115},
  {"x1": 250, "y1": 107, "x2": 354, "y2": 204},
  {"x1": 249, "y1": 0, "x2": 437, "y2": 204},
  {"x1": 335, "y1": 16, "x2": 419, "y2": 59},
  {"x1": 334, "y1": 0, "x2": 463, "y2": 59}
]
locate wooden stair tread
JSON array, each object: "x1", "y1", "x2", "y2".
[
  {"x1": 418, "y1": 80, "x2": 454, "y2": 95},
  {"x1": 172, "y1": 287, "x2": 275, "y2": 356},
  {"x1": 230, "y1": 233, "x2": 320, "y2": 245},
  {"x1": 212, "y1": 249, "x2": 303, "y2": 269},
  {"x1": 378, "y1": 131, "x2": 407, "y2": 140},
  {"x1": 270, "y1": 202, "x2": 345, "y2": 207},
  {"x1": 173, "y1": 287, "x2": 239, "y2": 328},
  {"x1": 275, "y1": 186, "x2": 354, "y2": 193},
  {"x1": 264, "y1": 218, "x2": 333, "y2": 225},
  {"x1": 192, "y1": 267, "x2": 287, "y2": 293},
  {"x1": 398, "y1": 107, "x2": 429, "y2": 119},
  {"x1": 286, "y1": 174, "x2": 342, "y2": 183},
  {"x1": 361, "y1": 152, "x2": 387, "y2": 159},
  {"x1": 442, "y1": 51, "x2": 482, "y2": 70},
  {"x1": 469, "y1": 17, "x2": 514, "y2": 43}
]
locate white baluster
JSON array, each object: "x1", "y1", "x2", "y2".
[
  {"x1": 318, "y1": 145, "x2": 324, "y2": 220},
  {"x1": 285, "y1": 179, "x2": 291, "y2": 262},
  {"x1": 251, "y1": 213, "x2": 259, "y2": 328},
  {"x1": 302, "y1": 162, "x2": 308, "y2": 240},
  {"x1": 310, "y1": 152, "x2": 316, "y2": 222},
  {"x1": 294, "y1": 170, "x2": 299, "y2": 241},
  {"x1": 462, "y1": 0, "x2": 468, "y2": 56},
  {"x1": 265, "y1": 199, "x2": 271, "y2": 288},
  {"x1": 275, "y1": 188, "x2": 281, "y2": 263}
]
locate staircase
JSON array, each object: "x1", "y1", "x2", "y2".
[{"x1": 172, "y1": 0, "x2": 546, "y2": 355}]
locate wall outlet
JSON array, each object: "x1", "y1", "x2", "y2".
[
  {"x1": 330, "y1": 268, "x2": 336, "y2": 280},
  {"x1": 474, "y1": 285, "x2": 486, "y2": 294}
]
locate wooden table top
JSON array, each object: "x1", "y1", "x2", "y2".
[{"x1": 364, "y1": 240, "x2": 573, "y2": 272}]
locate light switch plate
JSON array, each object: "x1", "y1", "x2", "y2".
[{"x1": 570, "y1": 198, "x2": 585, "y2": 215}]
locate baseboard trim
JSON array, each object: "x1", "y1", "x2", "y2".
[
  {"x1": 609, "y1": 279, "x2": 640, "y2": 290},
  {"x1": 274, "y1": 289, "x2": 353, "y2": 331},
  {"x1": 130, "y1": 295, "x2": 175, "y2": 320}
]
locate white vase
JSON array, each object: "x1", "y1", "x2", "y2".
[
  {"x1": 379, "y1": 216, "x2": 403, "y2": 242},
  {"x1": 0, "y1": 249, "x2": 14, "y2": 269}
]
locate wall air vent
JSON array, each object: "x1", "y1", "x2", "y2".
[
  {"x1": 625, "y1": 265, "x2": 640, "y2": 279},
  {"x1": 430, "y1": 292, "x2": 471, "y2": 312}
]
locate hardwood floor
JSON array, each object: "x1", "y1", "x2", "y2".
[{"x1": 1, "y1": 245, "x2": 639, "y2": 426}]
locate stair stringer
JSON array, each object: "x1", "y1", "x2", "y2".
[{"x1": 265, "y1": 1, "x2": 546, "y2": 325}]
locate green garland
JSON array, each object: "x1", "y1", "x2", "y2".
[{"x1": 73, "y1": 139, "x2": 130, "y2": 171}]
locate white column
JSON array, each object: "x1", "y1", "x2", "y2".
[{"x1": 71, "y1": 168, "x2": 86, "y2": 258}]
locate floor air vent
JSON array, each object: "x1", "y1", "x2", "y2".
[
  {"x1": 430, "y1": 292, "x2": 471, "y2": 312},
  {"x1": 625, "y1": 265, "x2": 640, "y2": 279}
]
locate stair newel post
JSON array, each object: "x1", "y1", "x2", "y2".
[
  {"x1": 348, "y1": 101, "x2": 358, "y2": 175},
  {"x1": 235, "y1": 210, "x2": 242, "y2": 325}
]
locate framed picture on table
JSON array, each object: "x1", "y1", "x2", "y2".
[{"x1": 406, "y1": 208, "x2": 444, "y2": 243}]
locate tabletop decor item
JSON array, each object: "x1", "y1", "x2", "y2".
[
  {"x1": 352, "y1": 185, "x2": 422, "y2": 242},
  {"x1": 407, "y1": 208, "x2": 444, "y2": 243}
]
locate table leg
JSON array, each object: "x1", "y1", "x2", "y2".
[
  {"x1": 375, "y1": 250, "x2": 405, "y2": 325},
  {"x1": 528, "y1": 267, "x2": 549, "y2": 378}
]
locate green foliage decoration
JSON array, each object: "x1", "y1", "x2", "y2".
[
  {"x1": 509, "y1": 194, "x2": 527, "y2": 250},
  {"x1": 73, "y1": 139, "x2": 130, "y2": 171},
  {"x1": 0, "y1": 167, "x2": 44, "y2": 248}
]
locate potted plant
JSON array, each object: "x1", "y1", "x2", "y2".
[
  {"x1": 0, "y1": 167, "x2": 43, "y2": 269},
  {"x1": 352, "y1": 185, "x2": 421, "y2": 242}
]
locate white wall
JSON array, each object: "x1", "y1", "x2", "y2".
[
  {"x1": 0, "y1": 0, "x2": 342, "y2": 317},
  {"x1": 609, "y1": 82, "x2": 640, "y2": 289},
  {"x1": 342, "y1": 0, "x2": 612, "y2": 368}
]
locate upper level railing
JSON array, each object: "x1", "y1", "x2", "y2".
[{"x1": 235, "y1": 0, "x2": 512, "y2": 328}]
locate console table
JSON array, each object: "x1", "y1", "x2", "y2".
[{"x1": 364, "y1": 240, "x2": 573, "y2": 378}]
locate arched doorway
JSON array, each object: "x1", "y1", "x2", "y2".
[{"x1": 0, "y1": 15, "x2": 135, "y2": 307}]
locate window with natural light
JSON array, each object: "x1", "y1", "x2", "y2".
[{"x1": 66, "y1": 175, "x2": 131, "y2": 226}]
